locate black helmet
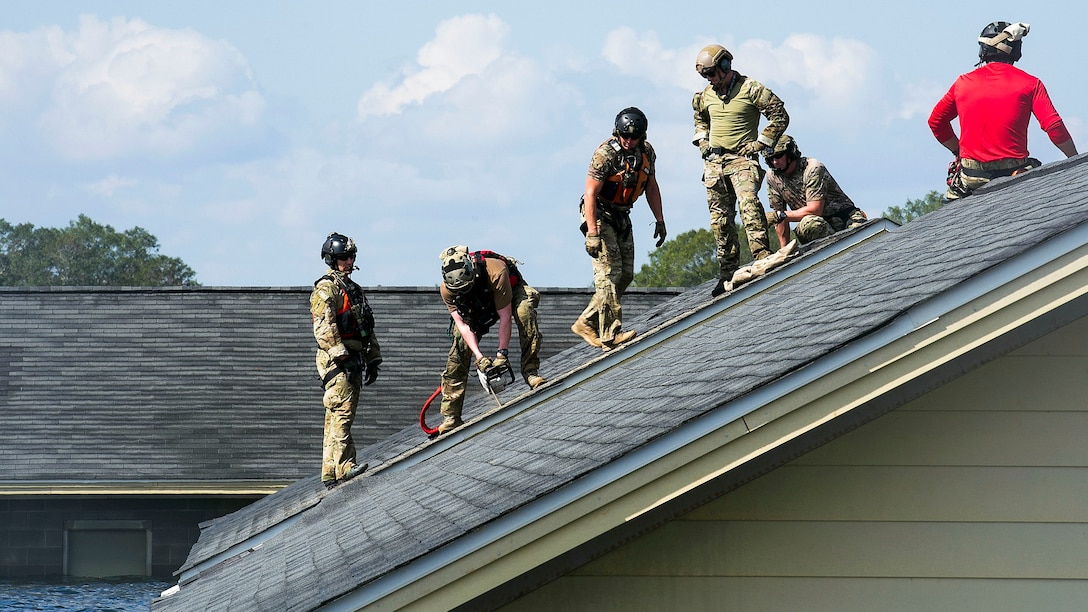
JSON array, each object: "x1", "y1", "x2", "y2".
[
  {"x1": 764, "y1": 134, "x2": 801, "y2": 164},
  {"x1": 321, "y1": 232, "x2": 357, "y2": 266},
  {"x1": 978, "y1": 21, "x2": 1028, "y2": 64},
  {"x1": 613, "y1": 107, "x2": 648, "y2": 139}
]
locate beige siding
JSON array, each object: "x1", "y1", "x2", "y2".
[{"x1": 501, "y1": 316, "x2": 1088, "y2": 611}]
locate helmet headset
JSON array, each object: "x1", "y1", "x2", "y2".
[{"x1": 695, "y1": 44, "x2": 733, "y2": 76}]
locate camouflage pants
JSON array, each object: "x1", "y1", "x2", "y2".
[
  {"x1": 317, "y1": 352, "x2": 361, "y2": 482},
  {"x1": 576, "y1": 217, "x2": 634, "y2": 344},
  {"x1": 703, "y1": 155, "x2": 770, "y2": 280},
  {"x1": 440, "y1": 282, "x2": 543, "y2": 421},
  {"x1": 945, "y1": 157, "x2": 1036, "y2": 201},
  {"x1": 795, "y1": 209, "x2": 868, "y2": 244}
]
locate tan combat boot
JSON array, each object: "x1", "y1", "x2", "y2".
[
  {"x1": 601, "y1": 329, "x2": 637, "y2": 351},
  {"x1": 571, "y1": 320, "x2": 602, "y2": 348}
]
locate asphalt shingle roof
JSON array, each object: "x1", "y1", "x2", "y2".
[
  {"x1": 154, "y1": 154, "x2": 1088, "y2": 611},
  {"x1": 0, "y1": 284, "x2": 680, "y2": 483}
]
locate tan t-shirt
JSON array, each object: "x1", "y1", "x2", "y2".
[{"x1": 440, "y1": 256, "x2": 512, "y2": 313}]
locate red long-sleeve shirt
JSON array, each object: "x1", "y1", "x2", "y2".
[{"x1": 928, "y1": 62, "x2": 1072, "y2": 162}]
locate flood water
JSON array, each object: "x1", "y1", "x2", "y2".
[{"x1": 0, "y1": 577, "x2": 172, "y2": 611}]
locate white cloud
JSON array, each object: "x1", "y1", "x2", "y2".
[
  {"x1": 601, "y1": 29, "x2": 894, "y2": 133},
  {"x1": 1, "y1": 15, "x2": 266, "y2": 161},
  {"x1": 601, "y1": 27, "x2": 695, "y2": 90},
  {"x1": 357, "y1": 13, "x2": 508, "y2": 119},
  {"x1": 80, "y1": 174, "x2": 137, "y2": 197}
]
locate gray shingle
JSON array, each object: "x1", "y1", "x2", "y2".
[{"x1": 154, "y1": 154, "x2": 1088, "y2": 611}]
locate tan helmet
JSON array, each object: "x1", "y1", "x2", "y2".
[
  {"x1": 439, "y1": 245, "x2": 475, "y2": 294},
  {"x1": 764, "y1": 134, "x2": 801, "y2": 163},
  {"x1": 695, "y1": 44, "x2": 733, "y2": 74}
]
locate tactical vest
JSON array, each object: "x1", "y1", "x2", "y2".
[
  {"x1": 598, "y1": 138, "x2": 651, "y2": 209},
  {"x1": 450, "y1": 251, "x2": 521, "y2": 338},
  {"x1": 318, "y1": 273, "x2": 375, "y2": 342}
]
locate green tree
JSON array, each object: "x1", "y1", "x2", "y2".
[
  {"x1": 0, "y1": 215, "x2": 200, "y2": 286},
  {"x1": 884, "y1": 190, "x2": 945, "y2": 225},
  {"x1": 632, "y1": 225, "x2": 783, "y2": 288},
  {"x1": 632, "y1": 228, "x2": 717, "y2": 287}
]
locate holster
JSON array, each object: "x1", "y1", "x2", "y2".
[{"x1": 579, "y1": 197, "x2": 632, "y2": 239}]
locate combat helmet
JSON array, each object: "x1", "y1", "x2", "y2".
[
  {"x1": 440, "y1": 245, "x2": 476, "y2": 294},
  {"x1": 321, "y1": 232, "x2": 357, "y2": 266},
  {"x1": 764, "y1": 134, "x2": 801, "y2": 163},
  {"x1": 695, "y1": 44, "x2": 733, "y2": 75},
  {"x1": 978, "y1": 21, "x2": 1029, "y2": 64},
  {"x1": 613, "y1": 107, "x2": 648, "y2": 139}
]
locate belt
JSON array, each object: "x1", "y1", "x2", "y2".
[
  {"x1": 960, "y1": 157, "x2": 1028, "y2": 171},
  {"x1": 703, "y1": 146, "x2": 734, "y2": 159}
]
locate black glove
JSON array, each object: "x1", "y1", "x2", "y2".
[
  {"x1": 766, "y1": 209, "x2": 787, "y2": 225},
  {"x1": 364, "y1": 360, "x2": 381, "y2": 386},
  {"x1": 653, "y1": 221, "x2": 667, "y2": 247}
]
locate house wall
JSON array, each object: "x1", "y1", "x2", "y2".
[
  {"x1": 0, "y1": 496, "x2": 256, "y2": 577},
  {"x1": 501, "y1": 315, "x2": 1088, "y2": 611}
]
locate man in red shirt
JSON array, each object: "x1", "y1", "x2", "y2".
[{"x1": 929, "y1": 21, "x2": 1078, "y2": 200}]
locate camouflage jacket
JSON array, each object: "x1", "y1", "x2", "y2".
[
  {"x1": 310, "y1": 270, "x2": 381, "y2": 366},
  {"x1": 692, "y1": 73, "x2": 789, "y2": 154},
  {"x1": 766, "y1": 157, "x2": 857, "y2": 217}
]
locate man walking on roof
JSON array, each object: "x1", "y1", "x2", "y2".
[
  {"x1": 310, "y1": 232, "x2": 382, "y2": 490},
  {"x1": 692, "y1": 44, "x2": 789, "y2": 297},
  {"x1": 764, "y1": 135, "x2": 867, "y2": 246},
  {"x1": 438, "y1": 245, "x2": 546, "y2": 435},
  {"x1": 572, "y1": 107, "x2": 666, "y2": 351},
  {"x1": 929, "y1": 21, "x2": 1078, "y2": 201}
]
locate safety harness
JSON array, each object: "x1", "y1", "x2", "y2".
[
  {"x1": 580, "y1": 139, "x2": 651, "y2": 240},
  {"x1": 316, "y1": 272, "x2": 377, "y2": 387},
  {"x1": 449, "y1": 251, "x2": 522, "y2": 339},
  {"x1": 598, "y1": 138, "x2": 651, "y2": 207}
]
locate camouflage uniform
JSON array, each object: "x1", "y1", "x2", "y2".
[
  {"x1": 693, "y1": 74, "x2": 788, "y2": 280},
  {"x1": 310, "y1": 270, "x2": 381, "y2": 484},
  {"x1": 439, "y1": 257, "x2": 542, "y2": 424},
  {"x1": 577, "y1": 138, "x2": 656, "y2": 344},
  {"x1": 766, "y1": 157, "x2": 867, "y2": 244}
]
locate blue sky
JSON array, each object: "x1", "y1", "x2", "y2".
[{"x1": 1, "y1": 1, "x2": 1084, "y2": 287}]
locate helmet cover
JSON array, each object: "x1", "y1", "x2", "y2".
[
  {"x1": 440, "y1": 245, "x2": 475, "y2": 294},
  {"x1": 764, "y1": 134, "x2": 801, "y2": 163}
]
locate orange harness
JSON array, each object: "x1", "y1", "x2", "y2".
[{"x1": 599, "y1": 140, "x2": 650, "y2": 207}]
